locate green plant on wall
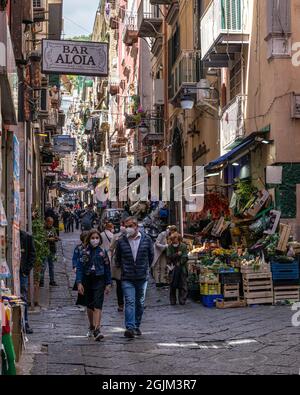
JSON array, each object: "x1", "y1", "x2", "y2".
[
  {"x1": 131, "y1": 95, "x2": 140, "y2": 113},
  {"x1": 32, "y1": 215, "x2": 50, "y2": 284}
]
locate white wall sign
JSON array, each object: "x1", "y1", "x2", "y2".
[
  {"x1": 42, "y1": 39, "x2": 109, "y2": 77},
  {"x1": 266, "y1": 166, "x2": 283, "y2": 184}
]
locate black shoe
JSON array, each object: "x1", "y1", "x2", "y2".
[
  {"x1": 93, "y1": 328, "x2": 104, "y2": 341},
  {"x1": 134, "y1": 328, "x2": 142, "y2": 336},
  {"x1": 124, "y1": 329, "x2": 135, "y2": 339},
  {"x1": 39, "y1": 282, "x2": 44, "y2": 288},
  {"x1": 25, "y1": 326, "x2": 34, "y2": 334},
  {"x1": 49, "y1": 282, "x2": 58, "y2": 287}
]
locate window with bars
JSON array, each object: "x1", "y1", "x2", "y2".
[{"x1": 33, "y1": 0, "x2": 42, "y2": 7}]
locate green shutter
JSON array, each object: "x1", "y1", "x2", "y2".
[{"x1": 221, "y1": 0, "x2": 242, "y2": 31}]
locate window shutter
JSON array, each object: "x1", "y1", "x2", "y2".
[
  {"x1": 221, "y1": 0, "x2": 241, "y2": 30},
  {"x1": 267, "y1": 0, "x2": 291, "y2": 35}
]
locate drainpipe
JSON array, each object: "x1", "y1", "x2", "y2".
[{"x1": 163, "y1": 5, "x2": 169, "y2": 166}]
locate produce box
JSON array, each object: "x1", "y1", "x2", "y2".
[
  {"x1": 201, "y1": 294, "x2": 223, "y2": 308},
  {"x1": 271, "y1": 260, "x2": 299, "y2": 281},
  {"x1": 219, "y1": 271, "x2": 242, "y2": 285},
  {"x1": 216, "y1": 298, "x2": 246, "y2": 309},
  {"x1": 200, "y1": 283, "x2": 221, "y2": 296},
  {"x1": 240, "y1": 263, "x2": 271, "y2": 274}
]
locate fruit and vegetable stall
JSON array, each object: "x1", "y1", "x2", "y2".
[{"x1": 186, "y1": 182, "x2": 300, "y2": 309}]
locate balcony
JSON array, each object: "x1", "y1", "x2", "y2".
[
  {"x1": 150, "y1": 0, "x2": 172, "y2": 4},
  {"x1": 123, "y1": 14, "x2": 138, "y2": 46},
  {"x1": 138, "y1": 0, "x2": 162, "y2": 38},
  {"x1": 168, "y1": 51, "x2": 201, "y2": 106},
  {"x1": 151, "y1": 36, "x2": 163, "y2": 56},
  {"x1": 165, "y1": 0, "x2": 179, "y2": 25},
  {"x1": 220, "y1": 95, "x2": 247, "y2": 152},
  {"x1": 200, "y1": 0, "x2": 249, "y2": 67}
]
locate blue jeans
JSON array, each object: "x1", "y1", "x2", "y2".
[
  {"x1": 20, "y1": 274, "x2": 29, "y2": 326},
  {"x1": 122, "y1": 280, "x2": 148, "y2": 330},
  {"x1": 41, "y1": 254, "x2": 55, "y2": 283}
]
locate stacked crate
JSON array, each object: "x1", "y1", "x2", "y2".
[
  {"x1": 271, "y1": 260, "x2": 300, "y2": 304},
  {"x1": 217, "y1": 272, "x2": 246, "y2": 309},
  {"x1": 241, "y1": 264, "x2": 273, "y2": 305}
]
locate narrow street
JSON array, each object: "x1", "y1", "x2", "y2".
[{"x1": 18, "y1": 231, "x2": 300, "y2": 376}]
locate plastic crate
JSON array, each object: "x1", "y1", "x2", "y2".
[
  {"x1": 271, "y1": 261, "x2": 299, "y2": 281},
  {"x1": 201, "y1": 283, "x2": 221, "y2": 295},
  {"x1": 201, "y1": 294, "x2": 223, "y2": 308},
  {"x1": 219, "y1": 272, "x2": 242, "y2": 285}
]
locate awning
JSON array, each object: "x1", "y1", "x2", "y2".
[{"x1": 205, "y1": 132, "x2": 270, "y2": 172}]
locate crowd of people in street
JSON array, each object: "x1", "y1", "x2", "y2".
[{"x1": 20, "y1": 200, "x2": 190, "y2": 342}]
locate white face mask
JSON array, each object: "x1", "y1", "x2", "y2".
[
  {"x1": 126, "y1": 227, "x2": 136, "y2": 238},
  {"x1": 90, "y1": 239, "x2": 100, "y2": 248},
  {"x1": 120, "y1": 226, "x2": 126, "y2": 233},
  {"x1": 173, "y1": 244, "x2": 179, "y2": 248}
]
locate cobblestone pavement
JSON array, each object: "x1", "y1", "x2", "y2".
[{"x1": 18, "y1": 231, "x2": 300, "y2": 375}]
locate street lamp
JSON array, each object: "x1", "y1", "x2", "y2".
[
  {"x1": 180, "y1": 94, "x2": 195, "y2": 110},
  {"x1": 138, "y1": 120, "x2": 149, "y2": 135},
  {"x1": 180, "y1": 85, "x2": 220, "y2": 112}
]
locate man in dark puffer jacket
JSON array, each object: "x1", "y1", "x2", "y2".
[{"x1": 115, "y1": 217, "x2": 154, "y2": 338}]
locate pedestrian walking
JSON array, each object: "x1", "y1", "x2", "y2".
[
  {"x1": 74, "y1": 208, "x2": 81, "y2": 230},
  {"x1": 67, "y1": 210, "x2": 75, "y2": 233},
  {"x1": 115, "y1": 217, "x2": 154, "y2": 338},
  {"x1": 100, "y1": 222, "x2": 114, "y2": 252},
  {"x1": 20, "y1": 230, "x2": 36, "y2": 334},
  {"x1": 109, "y1": 222, "x2": 126, "y2": 312},
  {"x1": 166, "y1": 233, "x2": 188, "y2": 306},
  {"x1": 152, "y1": 225, "x2": 177, "y2": 288},
  {"x1": 40, "y1": 217, "x2": 60, "y2": 287},
  {"x1": 62, "y1": 208, "x2": 70, "y2": 233},
  {"x1": 76, "y1": 230, "x2": 112, "y2": 341},
  {"x1": 72, "y1": 231, "x2": 89, "y2": 272},
  {"x1": 80, "y1": 204, "x2": 97, "y2": 231}
]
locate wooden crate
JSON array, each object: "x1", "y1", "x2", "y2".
[
  {"x1": 241, "y1": 264, "x2": 271, "y2": 274},
  {"x1": 277, "y1": 223, "x2": 292, "y2": 252},
  {"x1": 223, "y1": 284, "x2": 240, "y2": 299},
  {"x1": 273, "y1": 285, "x2": 300, "y2": 304},
  {"x1": 243, "y1": 273, "x2": 273, "y2": 305},
  {"x1": 216, "y1": 298, "x2": 247, "y2": 309}
]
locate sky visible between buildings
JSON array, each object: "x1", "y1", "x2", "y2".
[{"x1": 63, "y1": 0, "x2": 99, "y2": 38}]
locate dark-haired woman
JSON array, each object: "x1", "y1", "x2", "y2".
[{"x1": 76, "y1": 230, "x2": 112, "y2": 341}]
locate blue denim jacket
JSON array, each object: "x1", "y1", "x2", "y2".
[
  {"x1": 72, "y1": 243, "x2": 84, "y2": 269},
  {"x1": 76, "y1": 245, "x2": 112, "y2": 285}
]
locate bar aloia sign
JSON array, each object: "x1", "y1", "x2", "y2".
[{"x1": 42, "y1": 40, "x2": 108, "y2": 77}]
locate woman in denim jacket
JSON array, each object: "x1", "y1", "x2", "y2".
[{"x1": 76, "y1": 230, "x2": 112, "y2": 341}]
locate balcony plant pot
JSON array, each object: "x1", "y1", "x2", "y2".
[{"x1": 125, "y1": 114, "x2": 138, "y2": 129}]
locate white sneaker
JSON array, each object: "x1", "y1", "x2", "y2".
[{"x1": 87, "y1": 327, "x2": 94, "y2": 338}]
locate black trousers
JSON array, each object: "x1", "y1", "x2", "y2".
[{"x1": 116, "y1": 279, "x2": 124, "y2": 307}]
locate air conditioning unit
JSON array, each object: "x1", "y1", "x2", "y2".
[
  {"x1": 196, "y1": 79, "x2": 211, "y2": 105},
  {"x1": 291, "y1": 93, "x2": 300, "y2": 119}
]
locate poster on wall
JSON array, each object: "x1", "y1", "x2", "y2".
[
  {"x1": 0, "y1": 198, "x2": 7, "y2": 227},
  {"x1": 0, "y1": 229, "x2": 10, "y2": 279},
  {"x1": 12, "y1": 135, "x2": 20, "y2": 296}
]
